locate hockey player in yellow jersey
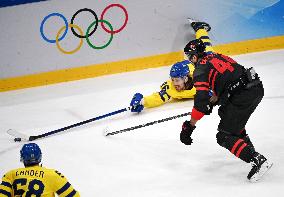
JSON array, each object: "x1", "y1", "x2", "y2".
[
  {"x1": 0, "y1": 143, "x2": 80, "y2": 197},
  {"x1": 130, "y1": 19, "x2": 215, "y2": 113}
]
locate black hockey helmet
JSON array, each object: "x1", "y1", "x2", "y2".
[{"x1": 184, "y1": 39, "x2": 206, "y2": 59}]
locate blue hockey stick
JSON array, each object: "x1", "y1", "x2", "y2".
[{"x1": 9, "y1": 106, "x2": 132, "y2": 142}]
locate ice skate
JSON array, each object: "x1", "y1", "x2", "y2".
[
  {"x1": 247, "y1": 153, "x2": 273, "y2": 182},
  {"x1": 187, "y1": 18, "x2": 211, "y2": 32}
]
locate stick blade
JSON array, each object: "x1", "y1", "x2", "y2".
[
  {"x1": 7, "y1": 129, "x2": 29, "y2": 142},
  {"x1": 103, "y1": 126, "x2": 112, "y2": 137}
]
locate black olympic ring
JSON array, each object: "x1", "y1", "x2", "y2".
[
  {"x1": 40, "y1": 4, "x2": 128, "y2": 54},
  {"x1": 70, "y1": 8, "x2": 98, "y2": 39}
]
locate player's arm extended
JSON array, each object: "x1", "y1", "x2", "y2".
[
  {"x1": 143, "y1": 81, "x2": 172, "y2": 108},
  {"x1": 0, "y1": 172, "x2": 13, "y2": 197},
  {"x1": 168, "y1": 87, "x2": 196, "y2": 100},
  {"x1": 144, "y1": 78, "x2": 196, "y2": 107}
]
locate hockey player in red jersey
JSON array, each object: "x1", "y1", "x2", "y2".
[
  {"x1": 129, "y1": 20, "x2": 216, "y2": 113},
  {"x1": 180, "y1": 20, "x2": 273, "y2": 182}
]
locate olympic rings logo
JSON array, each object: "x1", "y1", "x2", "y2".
[{"x1": 40, "y1": 4, "x2": 128, "y2": 54}]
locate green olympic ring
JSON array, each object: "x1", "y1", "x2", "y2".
[{"x1": 86, "y1": 19, "x2": 114, "y2": 50}]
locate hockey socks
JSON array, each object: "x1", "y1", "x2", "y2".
[
  {"x1": 216, "y1": 131, "x2": 273, "y2": 181},
  {"x1": 216, "y1": 131, "x2": 254, "y2": 163}
]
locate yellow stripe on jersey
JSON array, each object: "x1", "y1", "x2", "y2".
[
  {"x1": 0, "y1": 179, "x2": 12, "y2": 197},
  {"x1": 57, "y1": 182, "x2": 79, "y2": 197},
  {"x1": 196, "y1": 29, "x2": 215, "y2": 53}
]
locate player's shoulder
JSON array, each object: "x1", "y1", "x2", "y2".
[
  {"x1": 199, "y1": 53, "x2": 215, "y2": 65},
  {"x1": 2, "y1": 169, "x2": 16, "y2": 179},
  {"x1": 160, "y1": 80, "x2": 171, "y2": 87},
  {"x1": 2, "y1": 167, "x2": 28, "y2": 181},
  {"x1": 194, "y1": 54, "x2": 215, "y2": 76},
  {"x1": 6, "y1": 167, "x2": 26, "y2": 176},
  {"x1": 160, "y1": 80, "x2": 176, "y2": 95},
  {"x1": 40, "y1": 168, "x2": 67, "y2": 183},
  {"x1": 53, "y1": 170, "x2": 66, "y2": 178},
  {"x1": 193, "y1": 64, "x2": 207, "y2": 78},
  {"x1": 44, "y1": 168, "x2": 64, "y2": 177}
]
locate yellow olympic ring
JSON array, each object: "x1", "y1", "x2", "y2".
[{"x1": 56, "y1": 24, "x2": 83, "y2": 54}]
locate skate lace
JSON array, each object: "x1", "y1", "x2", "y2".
[{"x1": 251, "y1": 154, "x2": 266, "y2": 168}]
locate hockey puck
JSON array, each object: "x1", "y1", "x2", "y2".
[{"x1": 14, "y1": 138, "x2": 21, "y2": 142}]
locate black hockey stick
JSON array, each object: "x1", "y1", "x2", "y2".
[
  {"x1": 9, "y1": 106, "x2": 132, "y2": 142},
  {"x1": 105, "y1": 111, "x2": 191, "y2": 136}
]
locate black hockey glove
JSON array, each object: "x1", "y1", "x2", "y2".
[{"x1": 180, "y1": 121, "x2": 196, "y2": 145}]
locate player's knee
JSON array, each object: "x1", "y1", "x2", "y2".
[{"x1": 216, "y1": 131, "x2": 228, "y2": 147}]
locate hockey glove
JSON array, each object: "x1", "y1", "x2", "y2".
[
  {"x1": 180, "y1": 121, "x2": 196, "y2": 145},
  {"x1": 130, "y1": 93, "x2": 144, "y2": 113}
]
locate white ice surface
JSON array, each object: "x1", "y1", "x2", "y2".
[{"x1": 1, "y1": 49, "x2": 284, "y2": 196}]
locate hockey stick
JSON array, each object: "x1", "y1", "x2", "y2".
[
  {"x1": 9, "y1": 106, "x2": 132, "y2": 142},
  {"x1": 105, "y1": 111, "x2": 191, "y2": 136}
]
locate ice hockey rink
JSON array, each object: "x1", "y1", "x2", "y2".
[{"x1": 0, "y1": 49, "x2": 284, "y2": 196}]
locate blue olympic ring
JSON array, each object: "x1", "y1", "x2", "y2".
[{"x1": 40, "y1": 13, "x2": 68, "y2": 44}]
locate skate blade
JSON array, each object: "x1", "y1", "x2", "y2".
[
  {"x1": 187, "y1": 18, "x2": 196, "y2": 24},
  {"x1": 249, "y1": 161, "x2": 273, "y2": 182}
]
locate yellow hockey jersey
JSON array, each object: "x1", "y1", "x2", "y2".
[
  {"x1": 143, "y1": 79, "x2": 196, "y2": 108},
  {"x1": 143, "y1": 28, "x2": 214, "y2": 108},
  {"x1": 0, "y1": 165, "x2": 79, "y2": 197}
]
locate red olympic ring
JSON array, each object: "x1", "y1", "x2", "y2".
[{"x1": 100, "y1": 4, "x2": 128, "y2": 34}]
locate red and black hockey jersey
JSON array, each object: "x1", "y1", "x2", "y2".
[{"x1": 191, "y1": 53, "x2": 245, "y2": 121}]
